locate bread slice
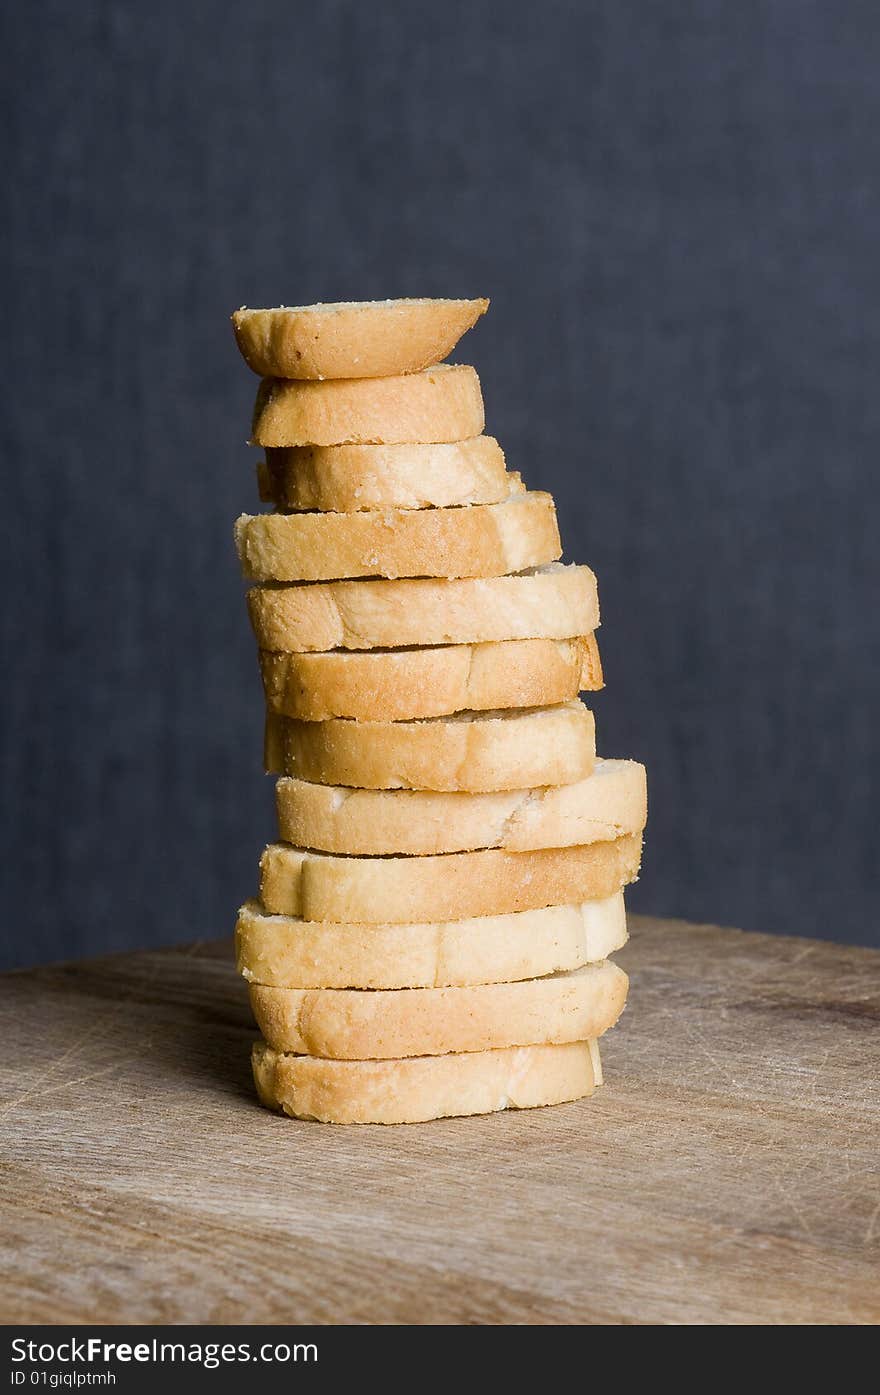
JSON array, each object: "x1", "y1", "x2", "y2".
[
  {"x1": 236, "y1": 892, "x2": 628, "y2": 990},
  {"x1": 247, "y1": 563, "x2": 598, "y2": 652},
  {"x1": 260, "y1": 831, "x2": 642, "y2": 922},
  {"x1": 275, "y1": 757, "x2": 646, "y2": 855},
  {"x1": 252, "y1": 1038, "x2": 602, "y2": 1124},
  {"x1": 251, "y1": 364, "x2": 484, "y2": 447},
  {"x1": 250, "y1": 961, "x2": 628, "y2": 1059},
  {"x1": 234, "y1": 491, "x2": 561, "y2": 583},
  {"x1": 265, "y1": 700, "x2": 596, "y2": 791},
  {"x1": 259, "y1": 436, "x2": 512, "y2": 511},
  {"x1": 232, "y1": 298, "x2": 488, "y2": 380},
  {"x1": 260, "y1": 634, "x2": 603, "y2": 722}
]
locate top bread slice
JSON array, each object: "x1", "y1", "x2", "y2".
[
  {"x1": 259, "y1": 436, "x2": 513, "y2": 511},
  {"x1": 251, "y1": 364, "x2": 484, "y2": 447},
  {"x1": 247, "y1": 563, "x2": 599, "y2": 652},
  {"x1": 232, "y1": 298, "x2": 488, "y2": 379},
  {"x1": 234, "y1": 490, "x2": 560, "y2": 582}
]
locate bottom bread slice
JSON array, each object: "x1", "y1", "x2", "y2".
[
  {"x1": 236, "y1": 891, "x2": 628, "y2": 989},
  {"x1": 252, "y1": 1038, "x2": 603, "y2": 1124},
  {"x1": 249, "y1": 960, "x2": 627, "y2": 1058}
]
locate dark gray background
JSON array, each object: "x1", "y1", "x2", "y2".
[{"x1": 2, "y1": 1, "x2": 878, "y2": 969}]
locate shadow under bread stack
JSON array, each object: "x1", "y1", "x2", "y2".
[{"x1": 230, "y1": 298, "x2": 647, "y2": 1125}]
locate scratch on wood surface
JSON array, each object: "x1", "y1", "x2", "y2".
[
  {"x1": 12, "y1": 1058, "x2": 147, "y2": 1109},
  {"x1": 0, "y1": 941, "x2": 206, "y2": 1120},
  {"x1": 771, "y1": 1174, "x2": 817, "y2": 1243},
  {"x1": 0, "y1": 1025, "x2": 154, "y2": 1121},
  {"x1": 0, "y1": 1024, "x2": 120, "y2": 1120},
  {"x1": 656, "y1": 1005, "x2": 727, "y2": 1078},
  {"x1": 786, "y1": 944, "x2": 819, "y2": 967},
  {"x1": 863, "y1": 1198, "x2": 880, "y2": 1247},
  {"x1": 807, "y1": 1049, "x2": 831, "y2": 1098}
]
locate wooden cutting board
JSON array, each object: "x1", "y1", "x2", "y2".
[{"x1": 1, "y1": 916, "x2": 878, "y2": 1325}]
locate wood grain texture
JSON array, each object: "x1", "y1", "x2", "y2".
[{"x1": 0, "y1": 917, "x2": 878, "y2": 1326}]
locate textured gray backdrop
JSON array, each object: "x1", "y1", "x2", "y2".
[{"x1": 2, "y1": 1, "x2": 878, "y2": 969}]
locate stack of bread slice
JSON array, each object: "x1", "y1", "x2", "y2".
[{"x1": 230, "y1": 298, "x2": 647, "y2": 1125}]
